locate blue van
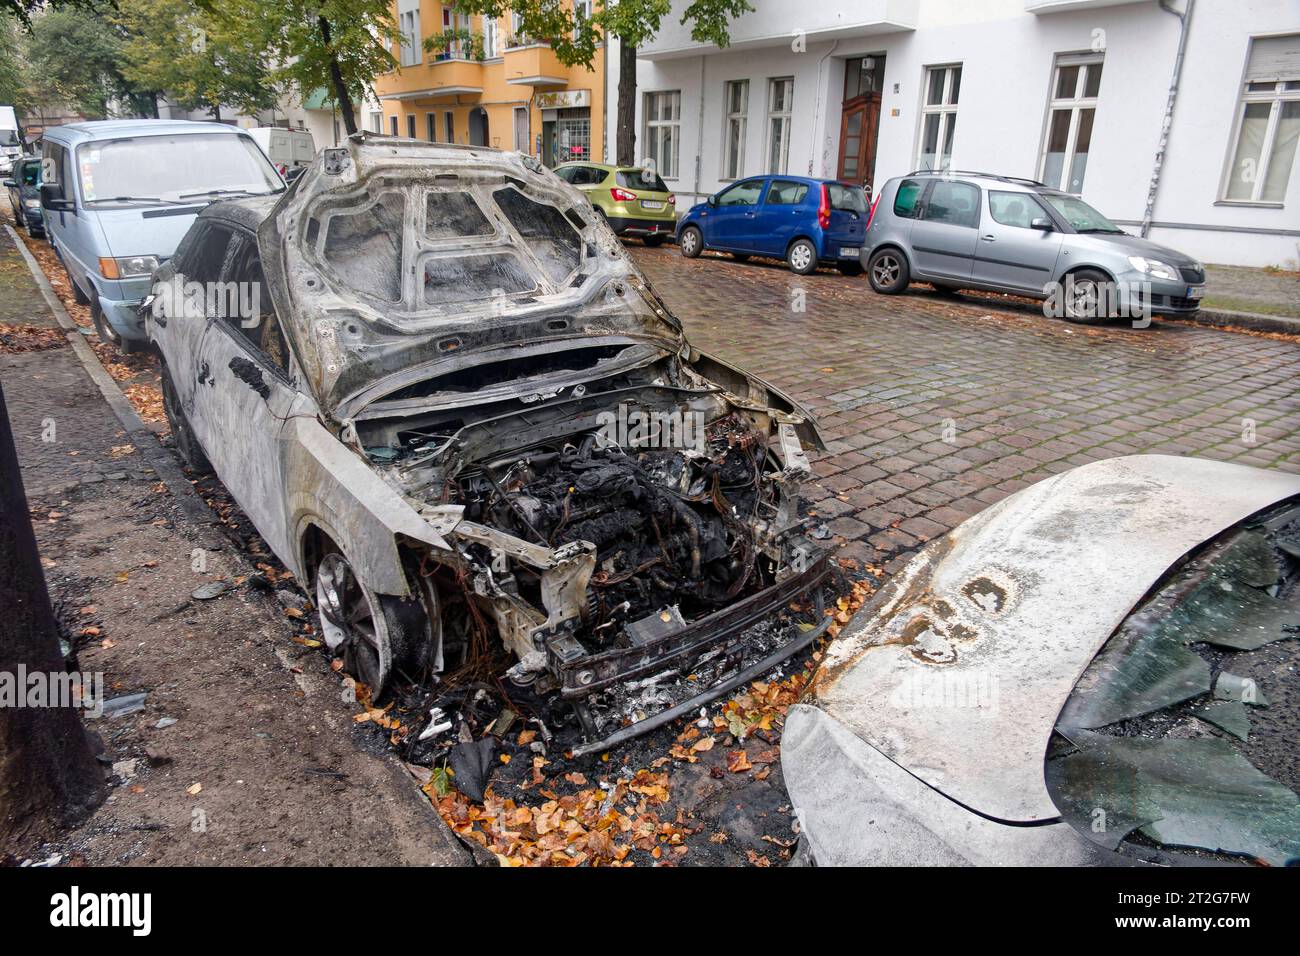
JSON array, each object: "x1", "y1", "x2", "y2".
[
  {"x1": 675, "y1": 176, "x2": 868, "y2": 275},
  {"x1": 40, "y1": 120, "x2": 283, "y2": 351}
]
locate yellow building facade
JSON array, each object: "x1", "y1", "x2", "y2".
[{"x1": 374, "y1": 1, "x2": 605, "y2": 167}]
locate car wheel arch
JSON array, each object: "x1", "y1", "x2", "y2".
[{"x1": 867, "y1": 242, "x2": 913, "y2": 272}]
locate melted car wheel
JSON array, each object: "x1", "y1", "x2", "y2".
[
  {"x1": 316, "y1": 551, "x2": 393, "y2": 697},
  {"x1": 160, "y1": 365, "x2": 211, "y2": 474}
]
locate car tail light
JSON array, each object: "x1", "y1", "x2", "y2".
[
  {"x1": 668, "y1": 194, "x2": 676, "y2": 205},
  {"x1": 865, "y1": 192, "x2": 880, "y2": 230},
  {"x1": 610, "y1": 187, "x2": 637, "y2": 202},
  {"x1": 817, "y1": 184, "x2": 830, "y2": 229}
]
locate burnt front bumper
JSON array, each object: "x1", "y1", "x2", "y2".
[{"x1": 544, "y1": 554, "x2": 831, "y2": 756}]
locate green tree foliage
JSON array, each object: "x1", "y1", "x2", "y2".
[
  {"x1": 116, "y1": 0, "x2": 277, "y2": 121},
  {"x1": 24, "y1": 7, "x2": 140, "y2": 119},
  {"x1": 215, "y1": 0, "x2": 398, "y2": 135},
  {"x1": 0, "y1": 17, "x2": 31, "y2": 116},
  {"x1": 452, "y1": 0, "x2": 752, "y2": 164}
]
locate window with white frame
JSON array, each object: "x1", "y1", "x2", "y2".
[
  {"x1": 398, "y1": 1, "x2": 421, "y2": 67},
  {"x1": 1039, "y1": 53, "x2": 1103, "y2": 193},
  {"x1": 574, "y1": 0, "x2": 593, "y2": 40},
  {"x1": 1222, "y1": 34, "x2": 1300, "y2": 204},
  {"x1": 644, "y1": 90, "x2": 681, "y2": 179},
  {"x1": 917, "y1": 64, "x2": 961, "y2": 171},
  {"x1": 722, "y1": 80, "x2": 748, "y2": 179},
  {"x1": 766, "y1": 77, "x2": 794, "y2": 174},
  {"x1": 370, "y1": 112, "x2": 384, "y2": 134},
  {"x1": 483, "y1": 15, "x2": 499, "y2": 59}
]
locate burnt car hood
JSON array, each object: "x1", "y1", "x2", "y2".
[
  {"x1": 801, "y1": 455, "x2": 1300, "y2": 823},
  {"x1": 256, "y1": 134, "x2": 686, "y2": 422}
]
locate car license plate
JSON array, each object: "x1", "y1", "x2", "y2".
[
  {"x1": 641, "y1": 200, "x2": 664, "y2": 210},
  {"x1": 840, "y1": 247, "x2": 860, "y2": 258},
  {"x1": 1186, "y1": 284, "x2": 1205, "y2": 299}
]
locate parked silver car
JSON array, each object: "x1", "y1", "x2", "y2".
[
  {"x1": 145, "y1": 134, "x2": 830, "y2": 754},
  {"x1": 784, "y1": 455, "x2": 1300, "y2": 866},
  {"x1": 864, "y1": 171, "x2": 1207, "y2": 322}
]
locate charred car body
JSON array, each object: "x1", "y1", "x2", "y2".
[{"x1": 146, "y1": 135, "x2": 828, "y2": 751}]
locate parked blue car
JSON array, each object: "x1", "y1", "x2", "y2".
[
  {"x1": 676, "y1": 176, "x2": 869, "y2": 275},
  {"x1": 40, "y1": 120, "x2": 283, "y2": 352}
]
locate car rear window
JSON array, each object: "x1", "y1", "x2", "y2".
[
  {"x1": 616, "y1": 170, "x2": 667, "y2": 193},
  {"x1": 893, "y1": 178, "x2": 924, "y2": 218},
  {"x1": 828, "y1": 183, "x2": 868, "y2": 214}
]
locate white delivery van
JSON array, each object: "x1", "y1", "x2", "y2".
[
  {"x1": 0, "y1": 106, "x2": 21, "y2": 176},
  {"x1": 246, "y1": 127, "x2": 315, "y2": 175}
]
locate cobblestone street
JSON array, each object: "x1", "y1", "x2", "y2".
[{"x1": 630, "y1": 246, "x2": 1300, "y2": 573}]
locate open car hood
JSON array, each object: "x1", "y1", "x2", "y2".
[
  {"x1": 807, "y1": 455, "x2": 1300, "y2": 823},
  {"x1": 257, "y1": 134, "x2": 685, "y2": 420}
]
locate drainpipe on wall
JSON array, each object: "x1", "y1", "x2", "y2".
[
  {"x1": 692, "y1": 55, "x2": 706, "y2": 199},
  {"x1": 810, "y1": 40, "x2": 840, "y2": 177},
  {"x1": 1140, "y1": 0, "x2": 1195, "y2": 238},
  {"x1": 602, "y1": 34, "x2": 609, "y2": 164}
]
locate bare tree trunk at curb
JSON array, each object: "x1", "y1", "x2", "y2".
[
  {"x1": 319, "y1": 16, "x2": 358, "y2": 136},
  {"x1": 0, "y1": 383, "x2": 105, "y2": 850},
  {"x1": 617, "y1": 40, "x2": 637, "y2": 166}
]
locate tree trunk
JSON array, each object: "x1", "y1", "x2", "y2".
[
  {"x1": 319, "y1": 16, "x2": 358, "y2": 136},
  {"x1": 616, "y1": 39, "x2": 637, "y2": 166},
  {"x1": 0, "y1": 382, "x2": 105, "y2": 849}
]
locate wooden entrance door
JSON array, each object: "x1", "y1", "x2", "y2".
[{"x1": 838, "y1": 93, "x2": 881, "y2": 192}]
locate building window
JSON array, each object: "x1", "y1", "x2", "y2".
[
  {"x1": 390, "y1": 115, "x2": 399, "y2": 136},
  {"x1": 643, "y1": 90, "x2": 681, "y2": 179},
  {"x1": 917, "y1": 64, "x2": 960, "y2": 171},
  {"x1": 573, "y1": 0, "x2": 592, "y2": 40},
  {"x1": 844, "y1": 56, "x2": 884, "y2": 100},
  {"x1": 426, "y1": 113, "x2": 436, "y2": 142},
  {"x1": 1222, "y1": 34, "x2": 1300, "y2": 204},
  {"x1": 407, "y1": 114, "x2": 416, "y2": 139},
  {"x1": 483, "y1": 16, "x2": 499, "y2": 58},
  {"x1": 370, "y1": 112, "x2": 383, "y2": 134},
  {"x1": 398, "y1": 3, "x2": 421, "y2": 67},
  {"x1": 766, "y1": 77, "x2": 794, "y2": 174},
  {"x1": 1040, "y1": 53, "x2": 1103, "y2": 193},
  {"x1": 445, "y1": 113, "x2": 455, "y2": 143},
  {"x1": 722, "y1": 80, "x2": 748, "y2": 179}
]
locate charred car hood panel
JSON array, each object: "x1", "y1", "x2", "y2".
[
  {"x1": 806, "y1": 455, "x2": 1300, "y2": 823},
  {"x1": 257, "y1": 135, "x2": 685, "y2": 420}
]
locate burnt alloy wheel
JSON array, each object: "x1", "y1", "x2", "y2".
[
  {"x1": 316, "y1": 550, "x2": 393, "y2": 697},
  {"x1": 160, "y1": 364, "x2": 211, "y2": 474},
  {"x1": 868, "y1": 248, "x2": 910, "y2": 294},
  {"x1": 679, "y1": 225, "x2": 703, "y2": 258}
]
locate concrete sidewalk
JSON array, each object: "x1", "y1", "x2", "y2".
[
  {"x1": 1198, "y1": 263, "x2": 1300, "y2": 335},
  {"x1": 0, "y1": 224, "x2": 470, "y2": 865}
]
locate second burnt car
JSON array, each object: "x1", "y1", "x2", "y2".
[{"x1": 145, "y1": 134, "x2": 828, "y2": 752}]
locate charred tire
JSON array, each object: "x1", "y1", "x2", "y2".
[
  {"x1": 787, "y1": 239, "x2": 818, "y2": 275},
  {"x1": 160, "y1": 364, "x2": 212, "y2": 475},
  {"x1": 643, "y1": 234, "x2": 666, "y2": 247},
  {"x1": 679, "y1": 226, "x2": 703, "y2": 258},
  {"x1": 868, "y1": 247, "x2": 909, "y2": 294},
  {"x1": 1062, "y1": 268, "x2": 1115, "y2": 324},
  {"x1": 315, "y1": 549, "x2": 394, "y2": 699}
]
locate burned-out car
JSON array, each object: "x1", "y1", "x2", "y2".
[
  {"x1": 145, "y1": 134, "x2": 828, "y2": 752},
  {"x1": 784, "y1": 456, "x2": 1300, "y2": 866}
]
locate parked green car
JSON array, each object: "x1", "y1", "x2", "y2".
[{"x1": 554, "y1": 162, "x2": 676, "y2": 245}]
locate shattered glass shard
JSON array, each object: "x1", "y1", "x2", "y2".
[
  {"x1": 1214, "y1": 672, "x2": 1271, "y2": 708},
  {"x1": 1047, "y1": 729, "x2": 1300, "y2": 865},
  {"x1": 1057, "y1": 615, "x2": 1211, "y2": 730},
  {"x1": 1172, "y1": 571, "x2": 1298, "y2": 651},
  {"x1": 1196, "y1": 700, "x2": 1251, "y2": 741},
  {"x1": 1213, "y1": 529, "x2": 1280, "y2": 589}
]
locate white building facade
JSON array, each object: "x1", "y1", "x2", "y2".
[{"x1": 609, "y1": 0, "x2": 1300, "y2": 267}]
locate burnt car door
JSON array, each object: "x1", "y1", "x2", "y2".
[{"x1": 186, "y1": 227, "x2": 300, "y2": 558}]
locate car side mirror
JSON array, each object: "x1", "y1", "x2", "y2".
[
  {"x1": 1030, "y1": 217, "x2": 1054, "y2": 231},
  {"x1": 707, "y1": 195, "x2": 717, "y2": 207},
  {"x1": 2, "y1": 179, "x2": 14, "y2": 188},
  {"x1": 41, "y1": 181, "x2": 71, "y2": 211}
]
